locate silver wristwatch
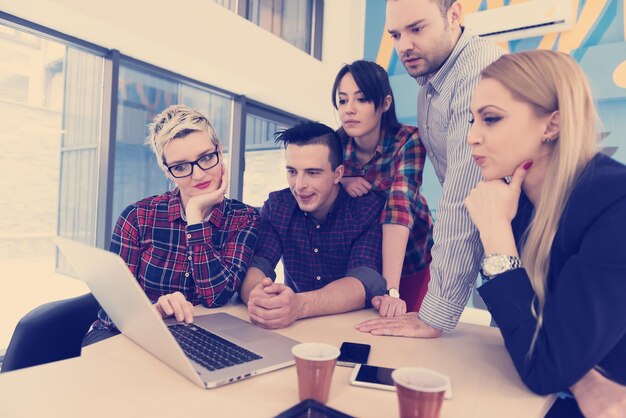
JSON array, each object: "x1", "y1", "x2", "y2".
[{"x1": 480, "y1": 254, "x2": 522, "y2": 278}]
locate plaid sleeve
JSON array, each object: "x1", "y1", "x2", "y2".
[
  {"x1": 382, "y1": 129, "x2": 427, "y2": 231},
  {"x1": 342, "y1": 157, "x2": 362, "y2": 177},
  {"x1": 186, "y1": 208, "x2": 259, "y2": 307},
  {"x1": 109, "y1": 204, "x2": 142, "y2": 274},
  {"x1": 341, "y1": 134, "x2": 362, "y2": 177},
  {"x1": 347, "y1": 196, "x2": 384, "y2": 273},
  {"x1": 251, "y1": 196, "x2": 284, "y2": 272},
  {"x1": 95, "y1": 204, "x2": 142, "y2": 330}
]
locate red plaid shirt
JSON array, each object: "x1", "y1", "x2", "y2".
[
  {"x1": 342, "y1": 124, "x2": 433, "y2": 276},
  {"x1": 94, "y1": 191, "x2": 259, "y2": 330}
]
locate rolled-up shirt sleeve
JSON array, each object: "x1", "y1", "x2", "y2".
[
  {"x1": 249, "y1": 255, "x2": 277, "y2": 281},
  {"x1": 346, "y1": 196, "x2": 386, "y2": 307},
  {"x1": 345, "y1": 265, "x2": 387, "y2": 307},
  {"x1": 250, "y1": 196, "x2": 282, "y2": 281}
]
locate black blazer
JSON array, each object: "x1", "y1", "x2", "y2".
[{"x1": 478, "y1": 153, "x2": 626, "y2": 395}]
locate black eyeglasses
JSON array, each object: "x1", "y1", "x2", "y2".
[{"x1": 165, "y1": 151, "x2": 220, "y2": 178}]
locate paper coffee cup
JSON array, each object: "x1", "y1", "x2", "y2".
[
  {"x1": 291, "y1": 343, "x2": 340, "y2": 404},
  {"x1": 392, "y1": 367, "x2": 448, "y2": 418}
]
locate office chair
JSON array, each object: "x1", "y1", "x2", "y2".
[{"x1": 1, "y1": 293, "x2": 99, "y2": 373}]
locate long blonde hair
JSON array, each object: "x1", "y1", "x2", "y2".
[{"x1": 481, "y1": 50, "x2": 598, "y2": 352}]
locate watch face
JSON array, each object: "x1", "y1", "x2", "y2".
[
  {"x1": 388, "y1": 288, "x2": 400, "y2": 298},
  {"x1": 482, "y1": 254, "x2": 520, "y2": 277},
  {"x1": 482, "y1": 255, "x2": 508, "y2": 276}
]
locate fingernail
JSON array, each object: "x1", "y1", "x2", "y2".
[{"x1": 523, "y1": 161, "x2": 533, "y2": 170}]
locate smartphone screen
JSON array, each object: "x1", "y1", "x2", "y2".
[
  {"x1": 337, "y1": 342, "x2": 371, "y2": 367},
  {"x1": 351, "y1": 364, "x2": 453, "y2": 399},
  {"x1": 354, "y1": 364, "x2": 395, "y2": 387}
]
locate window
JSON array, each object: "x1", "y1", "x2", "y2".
[
  {"x1": 239, "y1": 104, "x2": 302, "y2": 207},
  {"x1": 212, "y1": 0, "x2": 322, "y2": 58},
  {"x1": 0, "y1": 20, "x2": 103, "y2": 349},
  {"x1": 248, "y1": 0, "x2": 313, "y2": 53},
  {"x1": 242, "y1": 113, "x2": 289, "y2": 207}
]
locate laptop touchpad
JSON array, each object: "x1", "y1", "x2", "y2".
[{"x1": 221, "y1": 325, "x2": 272, "y2": 343}]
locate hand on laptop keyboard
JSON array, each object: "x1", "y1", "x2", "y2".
[{"x1": 155, "y1": 291, "x2": 194, "y2": 323}]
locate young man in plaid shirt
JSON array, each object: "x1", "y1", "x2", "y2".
[{"x1": 240, "y1": 122, "x2": 387, "y2": 329}]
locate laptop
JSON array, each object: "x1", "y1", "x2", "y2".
[{"x1": 55, "y1": 236, "x2": 299, "y2": 389}]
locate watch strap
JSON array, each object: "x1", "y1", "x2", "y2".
[{"x1": 480, "y1": 254, "x2": 522, "y2": 278}]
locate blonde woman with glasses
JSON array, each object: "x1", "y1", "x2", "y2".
[
  {"x1": 358, "y1": 50, "x2": 626, "y2": 417},
  {"x1": 83, "y1": 105, "x2": 259, "y2": 346}
]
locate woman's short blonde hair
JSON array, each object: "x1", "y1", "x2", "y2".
[{"x1": 146, "y1": 104, "x2": 220, "y2": 174}]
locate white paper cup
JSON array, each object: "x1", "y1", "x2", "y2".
[{"x1": 392, "y1": 367, "x2": 448, "y2": 418}]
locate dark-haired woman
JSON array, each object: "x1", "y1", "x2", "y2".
[{"x1": 332, "y1": 60, "x2": 432, "y2": 316}]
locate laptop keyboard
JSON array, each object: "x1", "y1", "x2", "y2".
[{"x1": 168, "y1": 324, "x2": 262, "y2": 371}]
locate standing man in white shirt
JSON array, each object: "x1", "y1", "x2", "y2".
[{"x1": 359, "y1": 0, "x2": 504, "y2": 336}]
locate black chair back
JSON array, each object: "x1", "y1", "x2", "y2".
[{"x1": 1, "y1": 293, "x2": 99, "y2": 373}]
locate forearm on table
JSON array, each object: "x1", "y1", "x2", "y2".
[
  {"x1": 382, "y1": 224, "x2": 410, "y2": 289},
  {"x1": 297, "y1": 277, "x2": 366, "y2": 319}
]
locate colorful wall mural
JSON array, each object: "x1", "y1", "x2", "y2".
[{"x1": 364, "y1": 0, "x2": 626, "y2": 209}]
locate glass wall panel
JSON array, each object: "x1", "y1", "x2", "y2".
[
  {"x1": 242, "y1": 113, "x2": 289, "y2": 207},
  {"x1": 180, "y1": 84, "x2": 232, "y2": 153},
  {"x1": 247, "y1": 0, "x2": 312, "y2": 54},
  {"x1": 112, "y1": 65, "x2": 178, "y2": 224},
  {"x1": 0, "y1": 22, "x2": 101, "y2": 349},
  {"x1": 281, "y1": 0, "x2": 312, "y2": 52},
  {"x1": 57, "y1": 48, "x2": 104, "y2": 245},
  {"x1": 0, "y1": 29, "x2": 65, "y2": 262}
]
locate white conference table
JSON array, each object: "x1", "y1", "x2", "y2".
[{"x1": 0, "y1": 304, "x2": 554, "y2": 418}]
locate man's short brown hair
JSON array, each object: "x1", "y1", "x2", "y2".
[{"x1": 387, "y1": 0, "x2": 456, "y2": 18}]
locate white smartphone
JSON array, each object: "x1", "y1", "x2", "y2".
[{"x1": 349, "y1": 364, "x2": 453, "y2": 399}]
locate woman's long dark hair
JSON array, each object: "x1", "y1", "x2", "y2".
[{"x1": 332, "y1": 60, "x2": 401, "y2": 140}]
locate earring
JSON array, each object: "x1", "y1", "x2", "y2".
[{"x1": 543, "y1": 137, "x2": 556, "y2": 144}]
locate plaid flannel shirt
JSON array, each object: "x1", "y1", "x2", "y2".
[
  {"x1": 250, "y1": 187, "x2": 387, "y2": 305},
  {"x1": 93, "y1": 191, "x2": 259, "y2": 331},
  {"x1": 342, "y1": 124, "x2": 433, "y2": 276}
]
